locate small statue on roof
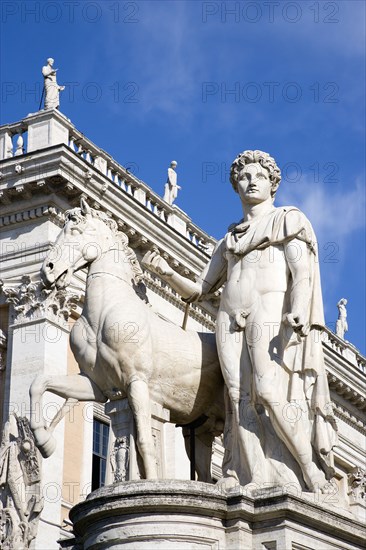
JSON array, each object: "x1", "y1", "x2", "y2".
[
  {"x1": 163, "y1": 161, "x2": 181, "y2": 205},
  {"x1": 41, "y1": 58, "x2": 65, "y2": 110},
  {"x1": 336, "y1": 298, "x2": 348, "y2": 340}
]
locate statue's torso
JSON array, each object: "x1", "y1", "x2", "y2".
[{"x1": 220, "y1": 243, "x2": 289, "y2": 315}]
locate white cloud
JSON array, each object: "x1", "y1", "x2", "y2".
[{"x1": 277, "y1": 175, "x2": 365, "y2": 246}]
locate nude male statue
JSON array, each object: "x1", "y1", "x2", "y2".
[
  {"x1": 42, "y1": 58, "x2": 65, "y2": 110},
  {"x1": 143, "y1": 150, "x2": 337, "y2": 492}
]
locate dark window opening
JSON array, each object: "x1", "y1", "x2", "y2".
[{"x1": 92, "y1": 418, "x2": 109, "y2": 491}]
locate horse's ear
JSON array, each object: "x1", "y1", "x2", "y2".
[{"x1": 80, "y1": 197, "x2": 91, "y2": 215}]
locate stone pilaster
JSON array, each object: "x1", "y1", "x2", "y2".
[{"x1": 0, "y1": 275, "x2": 81, "y2": 550}]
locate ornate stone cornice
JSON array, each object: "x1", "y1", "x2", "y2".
[
  {"x1": 327, "y1": 372, "x2": 365, "y2": 411},
  {"x1": 0, "y1": 203, "x2": 65, "y2": 228},
  {"x1": 333, "y1": 401, "x2": 366, "y2": 433},
  {"x1": 322, "y1": 328, "x2": 366, "y2": 373},
  {"x1": 0, "y1": 275, "x2": 81, "y2": 327}
]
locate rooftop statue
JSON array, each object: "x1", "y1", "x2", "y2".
[
  {"x1": 143, "y1": 149, "x2": 338, "y2": 493},
  {"x1": 41, "y1": 58, "x2": 65, "y2": 110},
  {"x1": 163, "y1": 160, "x2": 181, "y2": 205},
  {"x1": 336, "y1": 298, "x2": 348, "y2": 340}
]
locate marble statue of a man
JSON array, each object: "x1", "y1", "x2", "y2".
[
  {"x1": 336, "y1": 298, "x2": 348, "y2": 339},
  {"x1": 143, "y1": 150, "x2": 338, "y2": 492},
  {"x1": 163, "y1": 161, "x2": 181, "y2": 205},
  {"x1": 42, "y1": 58, "x2": 65, "y2": 110}
]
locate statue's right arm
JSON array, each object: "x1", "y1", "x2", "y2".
[{"x1": 142, "y1": 239, "x2": 227, "y2": 302}]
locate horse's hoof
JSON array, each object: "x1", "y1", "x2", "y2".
[{"x1": 33, "y1": 427, "x2": 57, "y2": 458}]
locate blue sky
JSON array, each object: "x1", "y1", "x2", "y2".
[{"x1": 1, "y1": 0, "x2": 365, "y2": 353}]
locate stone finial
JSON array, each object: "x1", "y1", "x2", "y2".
[
  {"x1": 336, "y1": 298, "x2": 348, "y2": 340},
  {"x1": 163, "y1": 160, "x2": 181, "y2": 205}
]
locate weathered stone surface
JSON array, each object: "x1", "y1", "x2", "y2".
[{"x1": 65, "y1": 480, "x2": 366, "y2": 549}]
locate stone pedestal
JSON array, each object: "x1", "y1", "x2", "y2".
[
  {"x1": 167, "y1": 206, "x2": 189, "y2": 236},
  {"x1": 105, "y1": 399, "x2": 171, "y2": 483},
  {"x1": 26, "y1": 109, "x2": 71, "y2": 153},
  {"x1": 63, "y1": 481, "x2": 365, "y2": 550}
]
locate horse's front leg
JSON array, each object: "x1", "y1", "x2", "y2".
[
  {"x1": 128, "y1": 378, "x2": 157, "y2": 479},
  {"x1": 30, "y1": 373, "x2": 106, "y2": 458}
]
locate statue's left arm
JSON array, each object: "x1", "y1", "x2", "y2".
[{"x1": 284, "y1": 237, "x2": 312, "y2": 337}]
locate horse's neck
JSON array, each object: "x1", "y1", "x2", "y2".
[
  {"x1": 83, "y1": 249, "x2": 134, "y2": 317},
  {"x1": 90, "y1": 246, "x2": 132, "y2": 277}
]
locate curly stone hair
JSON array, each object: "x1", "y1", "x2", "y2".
[{"x1": 230, "y1": 150, "x2": 281, "y2": 197}]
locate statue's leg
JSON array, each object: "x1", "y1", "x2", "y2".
[
  {"x1": 182, "y1": 424, "x2": 216, "y2": 483},
  {"x1": 29, "y1": 374, "x2": 105, "y2": 457},
  {"x1": 216, "y1": 313, "x2": 266, "y2": 488},
  {"x1": 127, "y1": 378, "x2": 157, "y2": 479},
  {"x1": 248, "y1": 307, "x2": 328, "y2": 492}
]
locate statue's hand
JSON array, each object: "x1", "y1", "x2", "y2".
[
  {"x1": 142, "y1": 249, "x2": 174, "y2": 278},
  {"x1": 284, "y1": 312, "x2": 310, "y2": 337}
]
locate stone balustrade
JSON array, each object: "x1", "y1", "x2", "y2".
[
  {"x1": 0, "y1": 110, "x2": 216, "y2": 254},
  {"x1": 322, "y1": 326, "x2": 366, "y2": 373}
]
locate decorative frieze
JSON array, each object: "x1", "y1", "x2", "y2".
[
  {"x1": 333, "y1": 401, "x2": 365, "y2": 432},
  {"x1": 327, "y1": 372, "x2": 366, "y2": 411},
  {"x1": 0, "y1": 204, "x2": 65, "y2": 228}
]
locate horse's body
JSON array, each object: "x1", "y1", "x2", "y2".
[{"x1": 30, "y1": 200, "x2": 224, "y2": 481}]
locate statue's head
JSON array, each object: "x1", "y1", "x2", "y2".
[
  {"x1": 230, "y1": 150, "x2": 281, "y2": 199},
  {"x1": 47, "y1": 58, "x2": 54, "y2": 66},
  {"x1": 170, "y1": 160, "x2": 177, "y2": 168}
]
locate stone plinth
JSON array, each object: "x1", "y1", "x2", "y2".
[
  {"x1": 26, "y1": 109, "x2": 71, "y2": 153},
  {"x1": 64, "y1": 481, "x2": 365, "y2": 549}
]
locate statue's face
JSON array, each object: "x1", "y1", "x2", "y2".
[{"x1": 237, "y1": 163, "x2": 272, "y2": 204}]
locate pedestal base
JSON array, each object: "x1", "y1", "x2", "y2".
[{"x1": 64, "y1": 481, "x2": 365, "y2": 549}]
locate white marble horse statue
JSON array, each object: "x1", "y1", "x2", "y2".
[{"x1": 30, "y1": 199, "x2": 224, "y2": 481}]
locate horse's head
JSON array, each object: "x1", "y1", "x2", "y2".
[{"x1": 42, "y1": 198, "x2": 119, "y2": 288}]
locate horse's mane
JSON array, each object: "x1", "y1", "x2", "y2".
[{"x1": 65, "y1": 207, "x2": 144, "y2": 284}]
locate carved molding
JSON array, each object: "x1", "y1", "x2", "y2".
[
  {"x1": 0, "y1": 204, "x2": 65, "y2": 228},
  {"x1": 323, "y1": 328, "x2": 366, "y2": 373},
  {"x1": 333, "y1": 402, "x2": 366, "y2": 433},
  {"x1": 327, "y1": 372, "x2": 366, "y2": 411},
  {"x1": 0, "y1": 275, "x2": 80, "y2": 326}
]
